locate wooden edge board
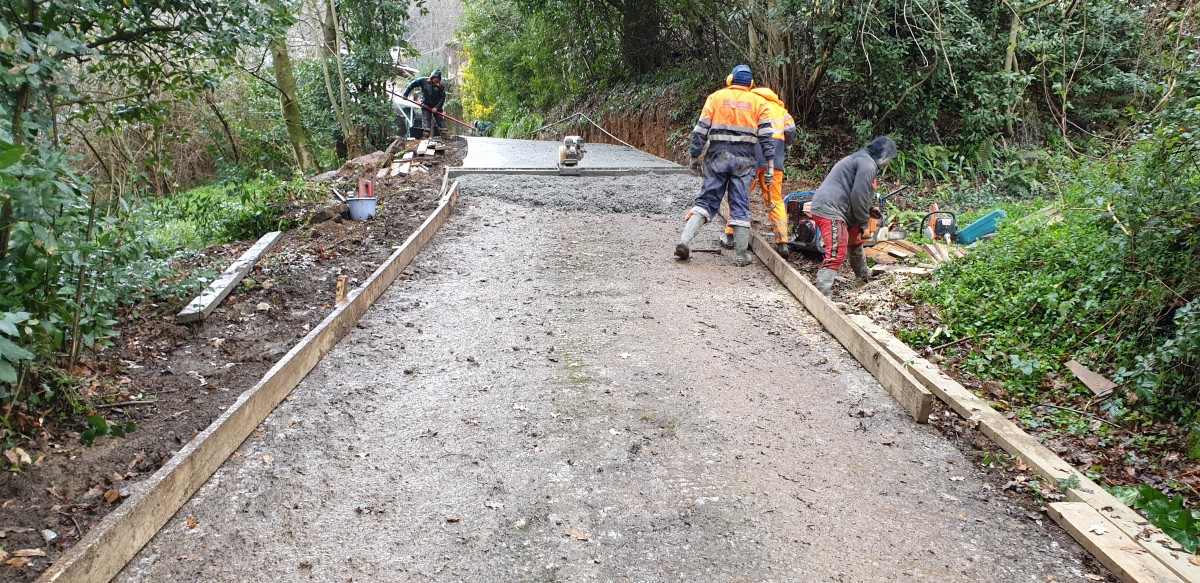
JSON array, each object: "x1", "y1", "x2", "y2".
[
  {"x1": 39, "y1": 183, "x2": 462, "y2": 583},
  {"x1": 1047, "y1": 503, "x2": 1184, "y2": 583},
  {"x1": 1068, "y1": 485, "x2": 1200, "y2": 582},
  {"x1": 750, "y1": 234, "x2": 932, "y2": 422},
  {"x1": 177, "y1": 232, "x2": 282, "y2": 323},
  {"x1": 848, "y1": 314, "x2": 1200, "y2": 582}
]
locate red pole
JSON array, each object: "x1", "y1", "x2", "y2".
[{"x1": 387, "y1": 88, "x2": 476, "y2": 131}]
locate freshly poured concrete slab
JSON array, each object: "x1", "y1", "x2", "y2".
[{"x1": 455, "y1": 136, "x2": 691, "y2": 176}]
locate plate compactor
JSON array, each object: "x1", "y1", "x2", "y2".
[
  {"x1": 785, "y1": 185, "x2": 909, "y2": 256},
  {"x1": 558, "y1": 136, "x2": 585, "y2": 175}
]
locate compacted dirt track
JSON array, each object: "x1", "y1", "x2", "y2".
[{"x1": 117, "y1": 174, "x2": 1098, "y2": 582}]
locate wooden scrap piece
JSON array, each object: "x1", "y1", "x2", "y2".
[
  {"x1": 177, "y1": 232, "x2": 283, "y2": 323},
  {"x1": 870, "y1": 265, "x2": 931, "y2": 277},
  {"x1": 922, "y1": 243, "x2": 945, "y2": 263},
  {"x1": 890, "y1": 240, "x2": 925, "y2": 255},
  {"x1": 1047, "y1": 502, "x2": 1184, "y2": 583},
  {"x1": 935, "y1": 243, "x2": 952, "y2": 261},
  {"x1": 875, "y1": 241, "x2": 912, "y2": 259},
  {"x1": 402, "y1": 152, "x2": 415, "y2": 161},
  {"x1": 416, "y1": 140, "x2": 429, "y2": 156},
  {"x1": 864, "y1": 247, "x2": 897, "y2": 264},
  {"x1": 1065, "y1": 360, "x2": 1116, "y2": 397}
]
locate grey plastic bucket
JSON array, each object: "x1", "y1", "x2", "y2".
[{"x1": 346, "y1": 197, "x2": 377, "y2": 221}]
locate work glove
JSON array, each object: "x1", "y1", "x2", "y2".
[
  {"x1": 764, "y1": 163, "x2": 775, "y2": 185},
  {"x1": 689, "y1": 156, "x2": 702, "y2": 176}
]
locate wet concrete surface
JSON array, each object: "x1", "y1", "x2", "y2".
[
  {"x1": 462, "y1": 137, "x2": 682, "y2": 171},
  {"x1": 117, "y1": 175, "x2": 1098, "y2": 582}
]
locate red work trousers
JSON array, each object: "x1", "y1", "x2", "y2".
[{"x1": 814, "y1": 216, "x2": 861, "y2": 271}]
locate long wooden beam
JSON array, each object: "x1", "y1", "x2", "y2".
[
  {"x1": 177, "y1": 231, "x2": 282, "y2": 323},
  {"x1": 750, "y1": 234, "x2": 932, "y2": 422},
  {"x1": 40, "y1": 182, "x2": 462, "y2": 583}
]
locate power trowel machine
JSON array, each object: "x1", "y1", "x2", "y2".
[{"x1": 784, "y1": 185, "x2": 909, "y2": 256}]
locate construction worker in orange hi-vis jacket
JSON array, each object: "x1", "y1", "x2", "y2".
[
  {"x1": 676, "y1": 64, "x2": 775, "y2": 267},
  {"x1": 720, "y1": 86, "x2": 795, "y2": 257}
]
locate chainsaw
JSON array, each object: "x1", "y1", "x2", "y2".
[{"x1": 785, "y1": 185, "x2": 909, "y2": 256}]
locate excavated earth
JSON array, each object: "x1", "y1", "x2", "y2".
[{"x1": 114, "y1": 171, "x2": 1108, "y2": 582}]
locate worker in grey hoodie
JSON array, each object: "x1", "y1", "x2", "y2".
[{"x1": 808, "y1": 136, "x2": 897, "y2": 298}]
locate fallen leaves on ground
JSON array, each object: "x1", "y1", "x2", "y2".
[
  {"x1": 484, "y1": 500, "x2": 504, "y2": 510},
  {"x1": 186, "y1": 516, "x2": 199, "y2": 529},
  {"x1": 564, "y1": 529, "x2": 589, "y2": 541}
]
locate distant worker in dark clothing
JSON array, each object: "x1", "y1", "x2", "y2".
[
  {"x1": 809, "y1": 136, "x2": 898, "y2": 298},
  {"x1": 403, "y1": 69, "x2": 447, "y2": 138},
  {"x1": 676, "y1": 64, "x2": 775, "y2": 267}
]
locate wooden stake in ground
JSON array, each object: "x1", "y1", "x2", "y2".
[{"x1": 335, "y1": 276, "x2": 347, "y2": 304}]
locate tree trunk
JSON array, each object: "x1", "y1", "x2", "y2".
[
  {"x1": 0, "y1": 82, "x2": 31, "y2": 262},
  {"x1": 321, "y1": 1, "x2": 338, "y2": 57},
  {"x1": 271, "y1": 39, "x2": 317, "y2": 174}
]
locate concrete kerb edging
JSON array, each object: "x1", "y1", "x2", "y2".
[
  {"x1": 39, "y1": 180, "x2": 463, "y2": 583},
  {"x1": 446, "y1": 167, "x2": 694, "y2": 178},
  {"x1": 750, "y1": 234, "x2": 1199, "y2": 583}
]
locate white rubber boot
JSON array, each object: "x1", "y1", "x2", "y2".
[
  {"x1": 676, "y1": 213, "x2": 707, "y2": 260},
  {"x1": 732, "y1": 226, "x2": 752, "y2": 267},
  {"x1": 815, "y1": 268, "x2": 836, "y2": 299}
]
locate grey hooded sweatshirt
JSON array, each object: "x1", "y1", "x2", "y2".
[{"x1": 808, "y1": 149, "x2": 879, "y2": 229}]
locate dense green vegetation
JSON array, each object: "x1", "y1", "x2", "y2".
[{"x1": 0, "y1": 0, "x2": 431, "y2": 434}]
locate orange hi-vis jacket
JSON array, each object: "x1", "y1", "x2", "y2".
[
  {"x1": 751, "y1": 87, "x2": 795, "y2": 168},
  {"x1": 690, "y1": 85, "x2": 775, "y2": 161}
]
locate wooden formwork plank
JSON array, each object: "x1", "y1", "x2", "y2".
[
  {"x1": 750, "y1": 235, "x2": 932, "y2": 422},
  {"x1": 40, "y1": 183, "x2": 462, "y2": 583},
  {"x1": 177, "y1": 231, "x2": 282, "y2": 323},
  {"x1": 849, "y1": 314, "x2": 1200, "y2": 582},
  {"x1": 1067, "y1": 485, "x2": 1200, "y2": 582},
  {"x1": 1048, "y1": 503, "x2": 1184, "y2": 583}
]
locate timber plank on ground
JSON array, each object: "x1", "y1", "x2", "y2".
[
  {"x1": 751, "y1": 234, "x2": 932, "y2": 422},
  {"x1": 416, "y1": 140, "x2": 429, "y2": 156},
  {"x1": 864, "y1": 247, "x2": 898, "y2": 264},
  {"x1": 40, "y1": 182, "x2": 463, "y2": 583},
  {"x1": 1048, "y1": 503, "x2": 1184, "y2": 583},
  {"x1": 890, "y1": 240, "x2": 925, "y2": 255},
  {"x1": 177, "y1": 231, "x2": 282, "y2": 323}
]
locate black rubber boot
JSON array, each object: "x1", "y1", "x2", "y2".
[{"x1": 776, "y1": 242, "x2": 791, "y2": 259}]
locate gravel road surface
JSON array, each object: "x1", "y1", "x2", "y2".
[{"x1": 117, "y1": 173, "x2": 1098, "y2": 582}]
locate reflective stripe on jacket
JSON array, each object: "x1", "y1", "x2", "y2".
[{"x1": 690, "y1": 85, "x2": 774, "y2": 161}]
